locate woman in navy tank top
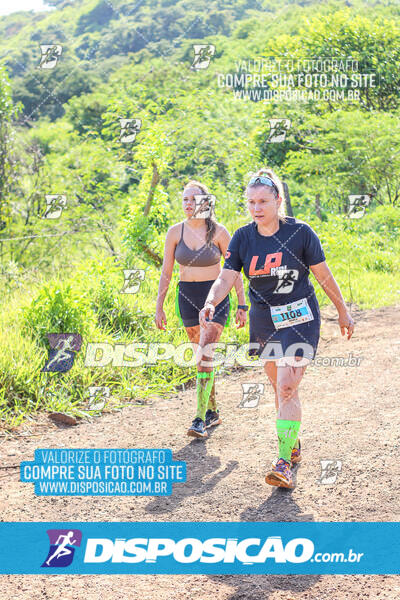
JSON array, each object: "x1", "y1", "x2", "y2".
[
  {"x1": 155, "y1": 180, "x2": 247, "y2": 439},
  {"x1": 200, "y1": 168, "x2": 355, "y2": 489}
]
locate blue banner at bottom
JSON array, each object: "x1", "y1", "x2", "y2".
[{"x1": 0, "y1": 522, "x2": 399, "y2": 574}]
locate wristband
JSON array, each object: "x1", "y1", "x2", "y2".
[{"x1": 238, "y1": 304, "x2": 249, "y2": 311}]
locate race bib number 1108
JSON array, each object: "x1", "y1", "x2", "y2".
[{"x1": 271, "y1": 298, "x2": 314, "y2": 330}]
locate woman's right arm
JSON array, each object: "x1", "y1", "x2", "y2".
[
  {"x1": 199, "y1": 227, "x2": 245, "y2": 327},
  {"x1": 199, "y1": 269, "x2": 240, "y2": 328},
  {"x1": 155, "y1": 226, "x2": 177, "y2": 330}
]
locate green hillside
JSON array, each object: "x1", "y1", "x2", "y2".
[{"x1": 0, "y1": 0, "x2": 399, "y2": 426}]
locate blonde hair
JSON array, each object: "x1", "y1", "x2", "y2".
[
  {"x1": 246, "y1": 168, "x2": 287, "y2": 223},
  {"x1": 183, "y1": 179, "x2": 216, "y2": 245}
]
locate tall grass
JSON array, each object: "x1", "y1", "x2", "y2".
[{"x1": 1, "y1": 206, "x2": 399, "y2": 427}]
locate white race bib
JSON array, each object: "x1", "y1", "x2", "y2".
[{"x1": 271, "y1": 298, "x2": 314, "y2": 330}]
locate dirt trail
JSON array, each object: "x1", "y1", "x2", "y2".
[{"x1": 1, "y1": 305, "x2": 400, "y2": 599}]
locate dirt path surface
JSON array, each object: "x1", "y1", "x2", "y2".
[{"x1": 1, "y1": 304, "x2": 400, "y2": 599}]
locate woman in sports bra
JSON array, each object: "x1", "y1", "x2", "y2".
[
  {"x1": 199, "y1": 168, "x2": 355, "y2": 489},
  {"x1": 155, "y1": 179, "x2": 247, "y2": 439}
]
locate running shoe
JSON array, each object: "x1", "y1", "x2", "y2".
[
  {"x1": 291, "y1": 438, "x2": 302, "y2": 464},
  {"x1": 271, "y1": 439, "x2": 301, "y2": 468},
  {"x1": 187, "y1": 417, "x2": 208, "y2": 439},
  {"x1": 265, "y1": 458, "x2": 295, "y2": 489},
  {"x1": 205, "y1": 409, "x2": 222, "y2": 429}
]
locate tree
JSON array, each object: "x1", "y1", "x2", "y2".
[
  {"x1": 13, "y1": 65, "x2": 100, "y2": 122},
  {"x1": 284, "y1": 109, "x2": 400, "y2": 210},
  {"x1": 263, "y1": 10, "x2": 400, "y2": 111},
  {"x1": 114, "y1": 120, "x2": 173, "y2": 267},
  {"x1": 76, "y1": 1, "x2": 115, "y2": 35}
]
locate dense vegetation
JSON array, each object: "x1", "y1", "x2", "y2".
[{"x1": 0, "y1": 0, "x2": 399, "y2": 427}]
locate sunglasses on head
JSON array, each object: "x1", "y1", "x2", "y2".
[{"x1": 248, "y1": 176, "x2": 279, "y2": 195}]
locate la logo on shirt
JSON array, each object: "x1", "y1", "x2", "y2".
[
  {"x1": 249, "y1": 252, "x2": 299, "y2": 294},
  {"x1": 249, "y1": 252, "x2": 283, "y2": 277}
]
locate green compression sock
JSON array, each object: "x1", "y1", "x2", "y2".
[
  {"x1": 207, "y1": 375, "x2": 217, "y2": 412},
  {"x1": 276, "y1": 419, "x2": 301, "y2": 462},
  {"x1": 196, "y1": 371, "x2": 215, "y2": 421}
]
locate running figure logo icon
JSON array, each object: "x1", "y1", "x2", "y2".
[
  {"x1": 43, "y1": 194, "x2": 67, "y2": 219},
  {"x1": 120, "y1": 269, "x2": 145, "y2": 294},
  {"x1": 191, "y1": 44, "x2": 215, "y2": 70},
  {"x1": 41, "y1": 529, "x2": 82, "y2": 567},
  {"x1": 319, "y1": 459, "x2": 342, "y2": 484},
  {"x1": 42, "y1": 334, "x2": 82, "y2": 373},
  {"x1": 348, "y1": 195, "x2": 370, "y2": 219},
  {"x1": 38, "y1": 45, "x2": 63, "y2": 69},
  {"x1": 239, "y1": 383, "x2": 265, "y2": 408},
  {"x1": 87, "y1": 386, "x2": 110, "y2": 411},
  {"x1": 119, "y1": 118, "x2": 142, "y2": 143},
  {"x1": 273, "y1": 269, "x2": 299, "y2": 294},
  {"x1": 267, "y1": 118, "x2": 291, "y2": 143},
  {"x1": 192, "y1": 194, "x2": 216, "y2": 219}
]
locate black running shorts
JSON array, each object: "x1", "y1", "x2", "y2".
[{"x1": 176, "y1": 280, "x2": 230, "y2": 327}]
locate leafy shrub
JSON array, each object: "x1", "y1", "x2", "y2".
[
  {"x1": 92, "y1": 279, "x2": 152, "y2": 337},
  {"x1": 21, "y1": 281, "x2": 95, "y2": 347}
]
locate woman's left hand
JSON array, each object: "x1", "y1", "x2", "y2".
[
  {"x1": 235, "y1": 308, "x2": 247, "y2": 329},
  {"x1": 338, "y1": 309, "x2": 355, "y2": 340}
]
